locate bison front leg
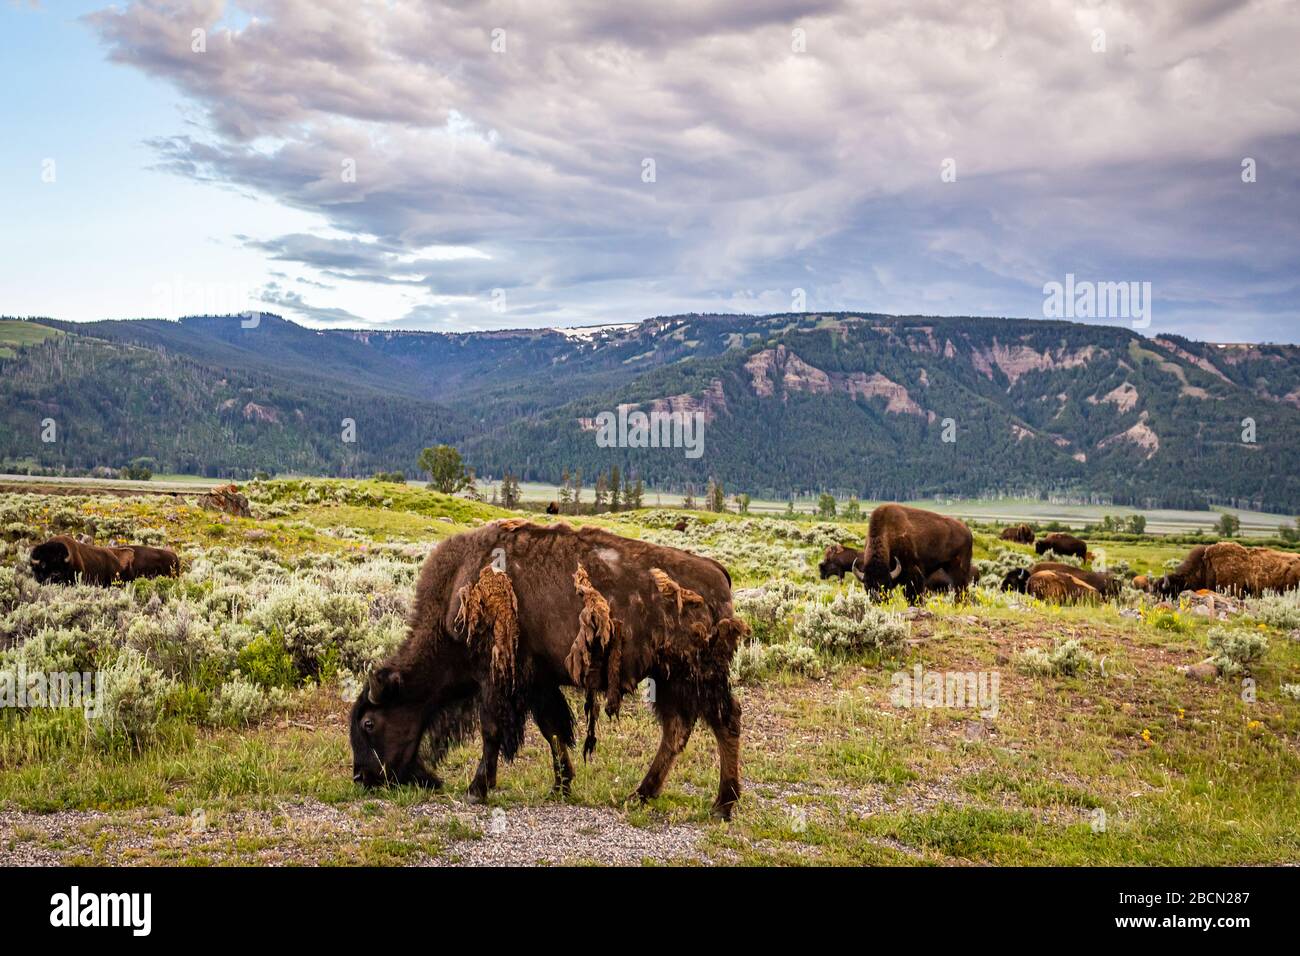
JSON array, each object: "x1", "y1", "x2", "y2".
[
  {"x1": 635, "y1": 700, "x2": 694, "y2": 805},
  {"x1": 704, "y1": 691, "x2": 742, "y2": 821},
  {"x1": 468, "y1": 709, "x2": 501, "y2": 804}
]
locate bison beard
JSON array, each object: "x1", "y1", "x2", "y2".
[
  {"x1": 853, "y1": 504, "x2": 973, "y2": 602},
  {"x1": 350, "y1": 520, "x2": 749, "y2": 819}
]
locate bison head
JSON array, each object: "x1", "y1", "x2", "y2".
[
  {"x1": 1000, "y1": 567, "x2": 1032, "y2": 593},
  {"x1": 349, "y1": 666, "x2": 441, "y2": 789},
  {"x1": 852, "y1": 554, "x2": 905, "y2": 594},
  {"x1": 1150, "y1": 574, "x2": 1183, "y2": 598},
  {"x1": 30, "y1": 539, "x2": 74, "y2": 584}
]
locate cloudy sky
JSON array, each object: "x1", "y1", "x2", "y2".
[{"x1": 2, "y1": 0, "x2": 1298, "y2": 341}]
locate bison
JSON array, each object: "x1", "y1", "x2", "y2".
[
  {"x1": 545, "y1": 501, "x2": 560, "y2": 515},
  {"x1": 999, "y1": 524, "x2": 1035, "y2": 544},
  {"x1": 818, "y1": 544, "x2": 863, "y2": 580},
  {"x1": 672, "y1": 519, "x2": 689, "y2": 532},
  {"x1": 349, "y1": 520, "x2": 749, "y2": 819},
  {"x1": 852, "y1": 504, "x2": 973, "y2": 602},
  {"x1": 29, "y1": 535, "x2": 180, "y2": 587},
  {"x1": 1023, "y1": 568, "x2": 1101, "y2": 603},
  {"x1": 1001, "y1": 561, "x2": 1120, "y2": 599},
  {"x1": 1152, "y1": 542, "x2": 1300, "y2": 597},
  {"x1": 1035, "y1": 532, "x2": 1088, "y2": 560}
]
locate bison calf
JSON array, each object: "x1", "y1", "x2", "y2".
[
  {"x1": 350, "y1": 520, "x2": 750, "y2": 819},
  {"x1": 818, "y1": 544, "x2": 862, "y2": 580}
]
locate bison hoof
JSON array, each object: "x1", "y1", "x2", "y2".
[
  {"x1": 711, "y1": 801, "x2": 736, "y2": 822},
  {"x1": 465, "y1": 788, "x2": 487, "y2": 805}
]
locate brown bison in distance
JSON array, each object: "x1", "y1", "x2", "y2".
[
  {"x1": 1035, "y1": 532, "x2": 1088, "y2": 560},
  {"x1": 1002, "y1": 562, "x2": 1120, "y2": 599},
  {"x1": 1153, "y1": 542, "x2": 1300, "y2": 597},
  {"x1": 852, "y1": 504, "x2": 973, "y2": 602},
  {"x1": 1000, "y1": 524, "x2": 1035, "y2": 544},
  {"x1": 672, "y1": 519, "x2": 689, "y2": 532},
  {"x1": 818, "y1": 544, "x2": 863, "y2": 580},
  {"x1": 545, "y1": 501, "x2": 559, "y2": 515},
  {"x1": 29, "y1": 535, "x2": 180, "y2": 586},
  {"x1": 350, "y1": 520, "x2": 749, "y2": 819}
]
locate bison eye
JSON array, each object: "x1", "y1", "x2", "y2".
[{"x1": 362, "y1": 717, "x2": 376, "y2": 733}]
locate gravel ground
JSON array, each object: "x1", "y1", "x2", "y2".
[{"x1": 0, "y1": 800, "x2": 711, "y2": 867}]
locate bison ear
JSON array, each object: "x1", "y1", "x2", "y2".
[{"x1": 367, "y1": 666, "x2": 402, "y2": 706}]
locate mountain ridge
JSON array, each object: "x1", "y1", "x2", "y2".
[{"x1": 2, "y1": 312, "x2": 1296, "y2": 511}]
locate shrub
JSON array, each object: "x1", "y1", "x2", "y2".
[
  {"x1": 1281, "y1": 684, "x2": 1300, "y2": 702},
  {"x1": 793, "y1": 588, "x2": 908, "y2": 655},
  {"x1": 1018, "y1": 639, "x2": 1095, "y2": 677},
  {"x1": 91, "y1": 650, "x2": 174, "y2": 747},
  {"x1": 1243, "y1": 591, "x2": 1300, "y2": 631},
  {"x1": 208, "y1": 678, "x2": 284, "y2": 727},
  {"x1": 1206, "y1": 627, "x2": 1269, "y2": 676}
]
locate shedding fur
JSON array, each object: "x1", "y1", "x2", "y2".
[
  {"x1": 453, "y1": 565, "x2": 520, "y2": 687},
  {"x1": 650, "y1": 567, "x2": 707, "y2": 617}
]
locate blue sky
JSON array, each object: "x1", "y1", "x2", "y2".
[{"x1": 2, "y1": 1, "x2": 1298, "y2": 343}]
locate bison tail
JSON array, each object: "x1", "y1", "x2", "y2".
[{"x1": 582, "y1": 690, "x2": 599, "y2": 762}]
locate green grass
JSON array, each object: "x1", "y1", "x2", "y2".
[
  {"x1": 0, "y1": 319, "x2": 62, "y2": 359},
  {"x1": 2, "y1": 478, "x2": 1298, "y2": 865}
]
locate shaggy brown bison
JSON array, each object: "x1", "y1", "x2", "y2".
[
  {"x1": 545, "y1": 501, "x2": 559, "y2": 515},
  {"x1": 852, "y1": 504, "x2": 973, "y2": 602},
  {"x1": 1002, "y1": 562, "x2": 1120, "y2": 599},
  {"x1": 818, "y1": 544, "x2": 863, "y2": 580},
  {"x1": 1035, "y1": 532, "x2": 1088, "y2": 560},
  {"x1": 1000, "y1": 524, "x2": 1035, "y2": 544},
  {"x1": 1152, "y1": 542, "x2": 1300, "y2": 597},
  {"x1": 1023, "y1": 568, "x2": 1101, "y2": 603},
  {"x1": 672, "y1": 519, "x2": 689, "y2": 532},
  {"x1": 29, "y1": 535, "x2": 180, "y2": 586},
  {"x1": 350, "y1": 520, "x2": 749, "y2": 819}
]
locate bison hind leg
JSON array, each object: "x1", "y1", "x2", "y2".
[
  {"x1": 530, "y1": 684, "x2": 576, "y2": 795},
  {"x1": 703, "y1": 688, "x2": 742, "y2": 821}
]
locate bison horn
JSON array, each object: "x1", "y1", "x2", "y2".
[
  {"x1": 851, "y1": 556, "x2": 865, "y2": 581},
  {"x1": 889, "y1": 556, "x2": 903, "y2": 580}
]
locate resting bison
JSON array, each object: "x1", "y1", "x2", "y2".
[
  {"x1": 30, "y1": 535, "x2": 180, "y2": 587},
  {"x1": 1002, "y1": 562, "x2": 1120, "y2": 599},
  {"x1": 1000, "y1": 524, "x2": 1035, "y2": 544},
  {"x1": 1035, "y1": 532, "x2": 1088, "y2": 560},
  {"x1": 350, "y1": 520, "x2": 749, "y2": 818},
  {"x1": 818, "y1": 544, "x2": 863, "y2": 580},
  {"x1": 1153, "y1": 542, "x2": 1300, "y2": 597},
  {"x1": 852, "y1": 504, "x2": 972, "y2": 602},
  {"x1": 545, "y1": 501, "x2": 559, "y2": 515},
  {"x1": 1023, "y1": 568, "x2": 1101, "y2": 603}
]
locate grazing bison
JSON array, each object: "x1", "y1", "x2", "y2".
[
  {"x1": 818, "y1": 544, "x2": 863, "y2": 580},
  {"x1": 350, "y1": 520, "x2": 749, "y2": 819},
  {"x1": 852, "y1": 504, "x2": 973, "y2": 602},
  {"x1": 673, "y1": 519, "x2": 689, "y2": 532},
  {"x1": 1002, "y1": 562, "x2": 1120, "y2": 599},
  {"x1": 1024, "y1": 568, "x2": 1101, "y2": 603},
  {"x1": 1035, "y1": 532, "x2": 1088, "y2": 560},
  {"x1": 1152, "y1": 542, "x2": 1300, "y2": 597},
  {"x1": 545, "y1": 501, "x2": 559, "y2": 515},
  {"x1": 1131, "y1": 574, "x2": 1151, "y2": 591},
  {"x1": 29, "y1": 535, "x2": 180, "y2": 587},
  {"x1": 1000, "y1": 524, "x2": 1035, "y2": 544}
]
